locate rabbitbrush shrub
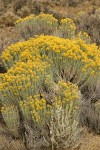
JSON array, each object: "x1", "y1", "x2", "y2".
[
  {"x1": 15, "y1": 13, "x2": 58, "y2": 40},
  {"x1": 0, "y1": 34, "x2": 100, "y2": 149},
  {"x1": 0, "y1": 14, "x2": 100, "y2": 149}
]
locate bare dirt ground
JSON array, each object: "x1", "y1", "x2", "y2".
[{"x1": 80, "y1": 132, "x2": 100, "y2": 150}]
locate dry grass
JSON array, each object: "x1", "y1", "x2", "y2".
[
  {"x1": 80, "y1": 131, "x2": 100, "y2": 150},
  {"x1": 52, "y1": 0, "x2": 100, "y2": 18},
  {"x1": 0, "y1": 0, "x2": 100, "y2": 23}
]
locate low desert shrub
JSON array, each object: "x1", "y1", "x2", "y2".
[{"x1": 15, "y1": 13, "x2": 58, "y2": 40}]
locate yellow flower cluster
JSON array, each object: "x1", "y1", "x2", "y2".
[
  {"x1": 59, "y1": 18, "x2": 76, "y2": 39},
  {"x1": 55, "y1": 81, "x2": 79, "y2": 105},
  {"x1": 1, "y1": 40, "x2": 28, "y2": 69},
  {"x1": 76, "y1": 39, "x2": 100, "y2": 72},
  {"x1": 0, "y1": 60, "x2": 51, "y2": 104},
  {"x1": 36, "y1": 13, "x2": 58, "y2": 24},
  {"x1": 35, "y1": 36, "x2": 100, "y2": 76},
  {"x1": 1, "y1": 104, "x2": 15, "y2": 113},
  {"x1": 60, "y1": 18, "x2": 76, "y2": 30},
  {"x1": 1, "y1": 80, "x2": 80, "y2": 125},
  {"x1": 19, "y1": 81, "x2": 79, "y2": 123},
  {"x1": 77, "y1": 32, "x2": 91, "y2": 44},
  {"x1": 16, "y1": 14, "x2": 35, "y2": 24},
  {"x1": 20, "y1": 95, "x2": 51, "y2": 123},
  {"x1": 16, "y1": 13, "x2": 58, "y2": 25}
]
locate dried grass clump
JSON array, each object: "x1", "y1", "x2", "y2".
[
  {"x1": 51, "y1": 0, "x2": 88, "y2": 7},
  {"x1": 0, "y1": 11, "x2": 20, "y2": 27}
]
